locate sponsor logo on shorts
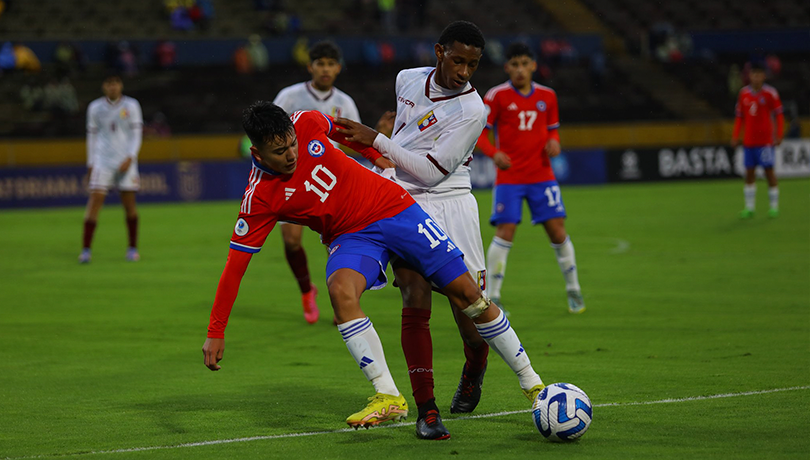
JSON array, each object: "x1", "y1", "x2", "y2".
[
  {"x1": 235, "y1": 218, "x2": 249, "y2": 236},
  {"x1": 307, "y1": 140, "x2": 325, "y2": 157}
]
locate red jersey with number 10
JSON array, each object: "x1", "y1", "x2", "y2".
[
  {"x1": 479, "y1": 81, "x2": 560, "y2": 185},
  {"x1": 229, "y1": 111, "x2": 415, "y2": 252}
]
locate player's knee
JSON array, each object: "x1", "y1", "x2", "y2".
[
  {"x1": 461, "y1": 296, "x2": 490, "y2": 319},
  {"x1": 283, "y1": 239, "x2": 302, "y2": 252}
]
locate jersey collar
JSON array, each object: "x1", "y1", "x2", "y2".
[
  {"x1": 251, "y1": 156, "x2": 283, "y2": 175},
  {"x1": 509, "y1": 81, "x2": 535, "y2": 98},
  {"x1": 306, "y1": 81, "x2": 334, "y2": 102},
  {"x1": 424, "y1": 69, "x2": 476, "y2": 102}
]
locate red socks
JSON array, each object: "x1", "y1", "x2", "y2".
[
  {"x1": 82, "y1": 219, "x2": 97, "y2": 249},
  {"x1": 284, "y1": 247, "x2": 312, "y2": 294},
  {"x1": 401, "y1": 307, "x2": 434, "y2": 406},
  {"x1": 463, "y1": 340, "x2": 489, "y2": 376},
  {"x1": 126, "y1": 216, "x2": 138, "y2": 248}
]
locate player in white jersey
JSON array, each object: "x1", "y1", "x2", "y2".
[
  {"x1": 270, "y1": 41, "x2": 365, "y2": 325},
  {"x1": 338, "y1": 21, "x2": 543, "y2": 440},
  {"x1": 80, "y1": 74, "x2": 143, "y2": 264}
]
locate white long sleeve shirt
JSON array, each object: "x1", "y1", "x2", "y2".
[
  {"x1": 372, "y1": 67, "x2": 486, "y2": 196},
  {"x1": 86, "y1": 96, "x2": 143, "y2": 168}
]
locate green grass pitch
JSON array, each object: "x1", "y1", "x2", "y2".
[{"x1": 1, "y1": 178, "x2": 808, "y2": 459}]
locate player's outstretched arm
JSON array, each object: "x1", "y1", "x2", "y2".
[{"x1": 203, "y1": 248, "x2": 253, "y2": 371}]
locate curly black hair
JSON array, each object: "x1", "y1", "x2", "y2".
[{"x1": 437, "y1": 20, "x2": 485, "y2": 51}]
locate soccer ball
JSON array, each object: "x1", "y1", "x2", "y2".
[{"x1": 532, "y1": 383, "x2": 592, "y2": 442}]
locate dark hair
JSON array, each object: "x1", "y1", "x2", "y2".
[
  {"x1": 750, "y1": 61, "x2": 766, "y2": 72},
  {"x1": 505, "y1": 42, "x2": 534, "y2": 60},
  {"x1": 242, "y1": 101, "x2": 294, "y2": 147},
  {"x1": 438, "y1": 20, "x2": 485, "y2": 51},
  {"x1": 309, "y1": 40, "x2": 342, "y2": 62},
  {"x1": 103, "y1": 71, "x2": 122, "y2": 83}
]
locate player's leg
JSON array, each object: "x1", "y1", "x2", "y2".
[
  {"x1": 394, "y1": 262, "x2": 449, "y2": 440},
  {"x1": 120, "y1": 191, "x2": 139, "y2": 261},
  {"x1": 762, "y1": 146, "x2": 779, "y2": 217},
  {"x1": 527, "y1": 181, "x2": 584, "y2": 313},
  {"x1": 486, "y1": 184, "x2": 523, "y2": 309},
  {"x1": 80, "y1": 191, "x2": 106, "y2": 263},
  {"x1": 325, "y1": 231, "x2": 407, "y2": 428},
  {"x1": 741, "y1": 147, "x2": 758, "y2": 218},
  {"x1": 765, "y1": 167, "x2": 779, "y2": 216},
  {"x1": 80, "y1": 166, "x2": 112, "y2": 263},
  {"x1": 440, "y1": 271, "x2": 545, "y2": 401},
  {"x1": 542, "y1": 217, "x2": 584, "y2": 313},
  {"x1": 281, "y1": 223, "x2": 319, "y2": 324}
]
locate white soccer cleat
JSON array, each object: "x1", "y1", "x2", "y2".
[
  {"x1": 567, "y1": 290, "x2": 585, "y2": 314},
  {"x1": 78, "y1": 248, "x2": 91, "y2": 264}
]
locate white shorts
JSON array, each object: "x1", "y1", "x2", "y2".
[
  {"x1": 89, "y1": 162, "x2": 140, "y2": 193},
  {"x1": 413, "y1": 191, "x2": 488, "y2": 294}
]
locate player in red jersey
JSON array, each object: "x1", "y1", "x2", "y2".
[
  {"x1": 476, "y1": 42, "x2": 584, "y2": 314},
  {"x1": 201, "y1": 101, "x2": 546, "y2": 430},
  {"x1": 731, "y1": 62, "x2": 784, "y2": 218}
]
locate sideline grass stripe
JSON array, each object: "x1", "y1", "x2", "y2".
[{"x1": 5, "y1": 385, "x2": 808, "y2": 460}]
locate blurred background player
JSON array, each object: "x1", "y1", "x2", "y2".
[
  {"x1": 271, "y1": 41, "x2": 362, "y2": 324},
  {"x1": 731, "y1": 61, "x2": 784, "y2": 218},
  {"x1": 337, "y1": 21, "x2": 497, "y2": 440},
  {"x1": 476, "y1": 42, "x2": 585, "y2": 314},
  {"x1": 80, "y1": 74, "x2": 143, "y2": 264}
]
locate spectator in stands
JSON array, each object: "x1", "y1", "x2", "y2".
[
  {"x1": 13, "y1": 42, "x2": 41, "y2": 74},
  {"x1": 154, "y1": 40, "x2": 177, "y2": 70},
  {"x1": 728, "y1": 64, "x2": 742, "y2": 98},
  {"x1": 246, "y1": 34, "x2": 269, "y2": 72},
  {"x1": 233, "y1": 45, "x2": 251, "y2": 74},
  {"x1": 590, "y1": 51, "x2": 606, "y2": 91},
  {"x1": 378, "y1": 0, "x2": 396, "y2": 35},
  {"x1": 144, "y1": 112, "x2": 172, "y2": 138},
  {"x1": 170, "y1": 5, "x2": 194, "y2": 31},
  {"x1": 54, "y1": 41, "x2": 81, "y2": 78},
  {"x1": 116, "y1": 41, "x2": 139, "y2": 77},
  {"x1": 0, "y1": 41, "x2": 16, "y2": 72}
]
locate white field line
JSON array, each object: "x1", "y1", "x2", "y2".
[{"x1": 4, "y1": 385, "x2": 808, "y2": 460}]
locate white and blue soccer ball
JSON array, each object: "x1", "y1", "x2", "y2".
[{"x1": 532, "y1": 383, "x2": 592, "y2": 442}]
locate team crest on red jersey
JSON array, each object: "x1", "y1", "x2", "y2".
[
  {"x1": 307, "y1": 140, "x2": 325, "y2": 157},
  {"x1": 536, "y1": 101, "x2": 546, "y2": 112},
  {"x1": 418, "y1": 111, "x2": 438, "y2": 131}
]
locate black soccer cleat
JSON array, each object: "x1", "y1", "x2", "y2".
[
  {"x1": 450, "y1": 362, "x2": 487, "y2": 414},
  {"x1": 415, "y1": 409, "x2": 450, "y2": 440}
]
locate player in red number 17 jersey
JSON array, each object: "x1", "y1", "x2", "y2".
[
  {"x1": 731, "y1": 62, "x2": 784, "y2": 218},
  {"x1": 476, "y1": 42, "x2": 584, "y2": 314},
  {"x1": 201, "y1": 102, "x2": 545, "y2": 431}
]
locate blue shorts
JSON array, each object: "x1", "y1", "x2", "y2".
[
  {"x1": 326, "y1": 203, "x2": 468, "y2": 291},
  {"x1": 744, "y1": 146, "x2": 775, "y2": 169},
  {"x1": 490, "y1": 181, "x2": 567, "y2": 226}
]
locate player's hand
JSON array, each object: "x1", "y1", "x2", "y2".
[
  {"x1": 544, "y1": 139, "x2": 561, "y2": 157},
  {"x1": 730, "y1": 138, "x2": 739, "y2": 148},
  {"x1": 335, "y1": 118, "x2": 379, "y2": 146},
  {"x1": 374, "y1": 111, "x2": 396, "y2": 138},
  {"x1": 118, "y1": 157, "x2": 133, "y2": 174},
  {"x1": 202, "y1": 337, "x2": 224, "y2": 371},
  {"x1": 374, "y1": 156, "x2": 396, "y2": 170},
  {"x1": 493, "y1": 151, "x2": 512, "y2": 170}
]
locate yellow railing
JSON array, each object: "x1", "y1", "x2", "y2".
[{"x1": 2, "y1": 119, "x2": 808, "y2": 167}]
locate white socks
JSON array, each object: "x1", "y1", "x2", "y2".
[
  {"x1": 551, "y1": 236, "x2": 580, "y2": 292},
  {"x1": 338, "y1": 317, "x2": 399, "y2": 396},
  {"x1": 744, "y1": 184, "x2": 756, "y2": 211},
  {"x1": 475, "y1": 308, "x2": 543, "y2": 391},
  {"x1": 769, "y1": 186, "x2": 779, "y2": 211},
  {"x1": 486, "y1": 236, "x2": 512, "y2": 300}
]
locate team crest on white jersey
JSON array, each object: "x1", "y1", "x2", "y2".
[
  {"x1": 119, "y1": 108, "x2": 129, "y2": 119},
  {"x1": 307, "y1": 140, "x2": 325, "y2": 157},
  {"x1": 507, "y1": 102, "x2": 519, "y2": 111},
  {"x1": 235, "y1": 218, "x2": 249, "y2": 236},
  {"x1": 418, "y1": 111, "x2": 438, "y2": 132},
  {"x1": 536, "y1": 101, "x2": 547, "y2": 112}
]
